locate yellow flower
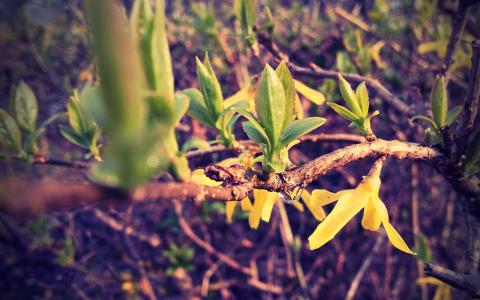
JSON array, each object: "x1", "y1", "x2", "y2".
[
  {"x1": 249, "y1": 189, "x2": 278, "y2": 229},
  {"x1": 416, "y1": 277, "x2": 452, "y2": 300},
  {"x1": 308, "y1": 175, "x2": 415, "y2": 255}
]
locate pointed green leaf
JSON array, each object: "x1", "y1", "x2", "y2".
[
  {"x1": 80, "y1": 86, "x2": 107, "y2": 129},
  {"x1": 13, "y1": 81, "x2": 38, "y2": 133},
  {"x1": 445, "y1": 105, "x2": 462, "y2": 126},
  {"x1": 173, "y1": 93, "x2": 190, "y2": 125},
  {"x1": 242, "y1": 121, "x2": 267, "y2": 145},
  {"x1": 355, "y1": 81, "x2": 369, "y2": 117},
  {"x1": 275, "y1": 61, "x2": 295, "y2": 126},
  {"x1": 59, "y1": 125, "x2": 89, "y2": 148},
  {"x1": 327, "y1": 102, "x2": 358, "y2": 122},
  {"x1": 0, "y1": 108, "x2": 22, "y2": 153},
  {"x1": 256, "y1": 64, "x2": 286, "y2": 147},
  {"x1": 182, "y1": 88, "x2": 215, "y2": 127},
  {"x1": 196, "y1": 54, "x2": 224, "y2": 121},
  {"x1": 67, "y1": 90, "x2": 94, "y2": 136},
  {"x1": 235, "y1": 109, "x2": 270, "y2": 146},
  {"x1": 279, "y1": 117, "x2": 326, "y2": 147},
  {"x1": 130, "y1": 0, "x2": 152, "y2": 42},
  {"x1": 234, "y1": 0, "x2": 256, "y2": 35},
  {"x1": 431, "y1": 76, "x2": 448, "y2": 127},
  {"x1": 338, "y1": 74, "x2": 362, "y2": 116}
]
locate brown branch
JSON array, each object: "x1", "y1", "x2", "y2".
[
  {"x1": 441, "y1": 0, "x2": 472, "y2": 75},
  {"x1": 458, "y1": 40, "x2": 480, "y2": 141},
  {"x1": 424, "y1": 263, "x2": 480, "y2": 297},
  {"x1": 256, "y1": 31, "x2": 415, "y2": 117},
  {"x1": 206, "y1": 139, "x2": 439, "y2": 194},
  {"x1": 345, "y1": 234, "x2": 385, "y2": 300},
  {"x1": 0, "y1": 139, "x2": 440, "y2": 215}
]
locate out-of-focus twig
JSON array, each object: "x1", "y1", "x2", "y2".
[{"x1": 345, "y1": 234, "x2": 385, "y2": 300}]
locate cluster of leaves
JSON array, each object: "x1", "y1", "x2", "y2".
[
  {"x1": 328, "y1": 74, "x2": 378, "y2": 137},
  {"x1": 412, "y1": 76, "x2": 462, "y2": 144},
  {"x1": 341, "y1": 28, "x2": 386, "y2": 74},
  {"x1": 164, "y1": 243, "x2": 195, "y2": 276},
  {"x1": 0, "y1": 81, "x2": 60, "y2": 161},
  {"x1": 237, "y1": 62, "x2": 326, "y2": 173},
  {"x1": 182, "y1": 54, "x2": 248, "y2": 148},
  {"x1": 59, "y1": 88, "x2": 102, "y2": 161}
]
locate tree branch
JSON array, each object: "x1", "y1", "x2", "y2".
[
  {"x1": 0, "y1": 139, "x2": 439, "y2": 215},
  {"x1": 441, "y1": 0, "x2": 472, "y2": 75},
  {"x1": 255, "y1": 31, "x2": 415, "y2": 117},
  {"x1": 424, "y1": 263, "x2": 480, "y2": 297}
]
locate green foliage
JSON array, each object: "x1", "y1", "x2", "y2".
[
  {"x1": 26, "y1": 215, "x2": 52, "y2": 247},
  {"x1": 411, "y1": 76, "x2": 462, "y2": 144},
  {"x1": 0, "y1": 82, "x2": 62, "y2": 160},
  {"x1": 184, "y1": 54, "x2": 247, "y2": 148},
  {"x1": 85, "y1": 0, "x2": 193, "y2": 187},
  {"x1": 414, "y1": 234, "x2": 432, "y2": 263},
  {"x1": 328, "y1": 75, "x2": 378, "y2": 137},
  {"x1": 60, "y1": 89, "x2": 102, "y2": 161},
  {"x1": 164, "y1": 243, "x2": 195, "y2": 276},
  {"x1": 57, "y1": 235, "x2": 75, "y2": 266},
  {"x1": 239, "y1": 63, "x2": 325, "y2": 173},
  {"x1": 234, "y1": 0, "x2": 257, "y2": 46},
  {"x1": 464, "y1": 127, "x2": 480, "y2": 173}
]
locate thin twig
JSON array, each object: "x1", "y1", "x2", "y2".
[
  {"x1": 0, "y1": 139, "x2": 440, "y2": 215},
  {"x1": 424, "y1": 263, "x2": 480, "y2": 297},
  {"x1": 256, "y1": 31, "x2": 415, "y2": 117},
  {"x1": 441, "y1": 0, "x2": 472, "y2": 75},
  {"x1": 345, "y1": 234, "x2": 385, "y2": 300}
]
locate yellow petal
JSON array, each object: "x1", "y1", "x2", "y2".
[
  {"x1": 249, "y1": 189, "x2": 267, "y2": 229},
  {"x1": 226, "y1": 201, "x2": 237, "y2": 223},
  {"x1": 261, "y1": 191, "x2": 278, "y2": 222},
  {"x1": 373, "y1": 196, "x2": 416, "y2": 255},
  {"x1": 416, "y1": 277, "x2": 443, "y2": 286},
  {"x1": 190, "y1": 169, "x2": 221, "y2": 186},
  {"x1": 224, "y1": 87, "x2": 255, "y2": 110},
  {"x1": 240, "y1": 197, "x2": 252, "y2": 211},
  {"x1": 301, "y1": 190, "x2": 326, "y2": 221},
  {"x1": 308, "y1": 191, "x2": 367, "y2": 250},
  {"x1": 442, "y1": 284, "x2": 452, "y2": 300},
  {"x1": 370, "y1": 40, "x2": 386, "y2": 69},
  {"x1": 361, "y1": 196, "x2": 382, "y2": 231},
  {"x1": 433, "y1": 286, "x2": 443, "y2": 300},
  {"x1": 311, "y1": 189, "x2": 352, "y2": 206},
  {"x1": 291, "y1": 200, "x2": 304, "y2": 212},
  {"x1": 294, "y1": 79, "x2": 326, "y2": 105}
]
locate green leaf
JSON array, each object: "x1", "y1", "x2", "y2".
[
  {"x1": 67, "y1": 90, "x2": 93, "y2": 136},
  {"x1": 411, "y1": 115, "x2": 438, "y2": 130},
  {"x1": 85, "y1": 0, "x2": 150, "y2": 188},
  {"x1": 431, "y1": 76, "x2": 448, "y2": 127},
  {"x1": 279, "y1": 117, "x2": 326, "y2": 148},
  {"x1": 180, "y1": 138, "x2": 211, "y2": 154},
  {"x1": 173, "y1": 93, "x2": 190, "y2": 125},
  {"x1": 59, "y1": 125, "x2": 90, "y2": 148},
  {"x1": 355, "y1": 82, "x2": 369, "y2": 117},
  {"x1": 256, "y1": 64, "x2": 286, "y2": 148},
  {"x1": 196, "y1": 54, "x2": 224, "y2": 121},
  {"x1": 137, "y1": 0, "x2": 174, "y2": 123},
  {"x1": 13, "y1": 81, "x2": 38, "y2": 133},
  {"x1": 0, "y1": 108, "x2": 22, "y2": 153},
  {"x1": 445, "y1": 105, "x2": 462, "y2": 126},
  {"x1": 275, "y1": 61, "x2": 295, "y2": 126},
  {"x1": 234, "y1": 0, "x2": 256, "y2": 35},
  {"x1": 338, "y1": 74, "x2": 362, "y2": 116},
  {"x1": 183, "y1": 88, "x2": 215, "y2": 127},
  {"x1": 130, "y1": 0, "x2": 152, "y2": 42},
  {"x1": 235, "y1": 109, "x2": 270, "y2": 146},
  {"x1": 327, "y1": 102, "x2": 358, "y2": 122},
  {"x1": 80, "y1": 86, "x2": 107, "y2": 129},
  {"x1": 242, "y1": 121, "x2": 268, "y2": 145}
]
